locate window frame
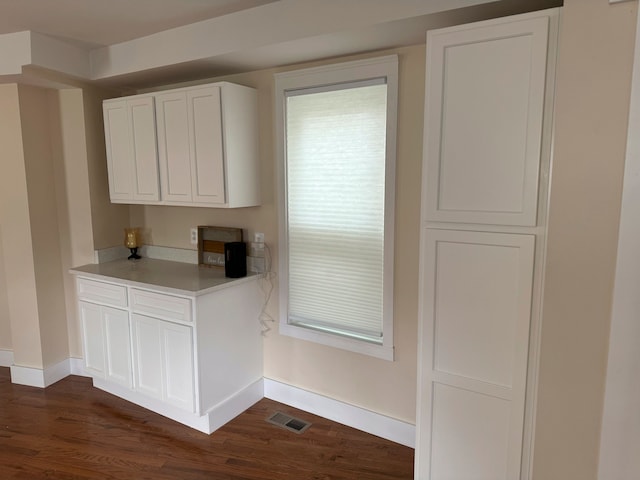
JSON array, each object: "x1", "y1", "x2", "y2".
[{"x1": 274, "y1": 55, "x2": 398, "y2": 361}]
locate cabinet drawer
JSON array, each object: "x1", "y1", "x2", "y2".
[
  {"x1": 130, "y1": 289, "x2": 192, "y2": 323},
  {"x1": 77, "y1": 278, "x2": 128, "y2": 308}
]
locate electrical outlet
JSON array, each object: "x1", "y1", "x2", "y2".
[{"x1": 190, "y1": 228, "x2": 198, "y2": 245}]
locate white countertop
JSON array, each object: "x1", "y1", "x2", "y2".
[{"x1": 70, "y1": 258, "x2": 258, "y2": 296}]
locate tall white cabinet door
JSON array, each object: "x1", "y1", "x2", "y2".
[
  {"x1": 416, "y1": 230, "x2": 535, "y2": 480},
  {"x1": 161, "y1": 322, "x2": 195, "y2": 412},
  {"x1": 156, "y1": 91, "x2": 193, "y2": 203},
  {"x1": 423, "y1": 15, "x2": 550, "y2": 226},
  {"x1": 103, "y1": 306, "x2": 133, "y2": 388},
  {"x1": 80, "y1": 301, "x2": 105, "y2": 378},
  {"x1": 187, "y1": 87, "x2": 225, "y2": 205}
]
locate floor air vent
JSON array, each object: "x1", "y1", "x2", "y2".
[{"x1": 266, "y1": 411, "x2": 311, "y2": 434}]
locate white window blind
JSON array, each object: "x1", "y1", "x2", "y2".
[{"x1": 285, "y1": 81, "x2": 387, "y2": 342}]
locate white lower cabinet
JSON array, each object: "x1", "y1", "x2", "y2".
[
  {"x1": 132, "y1": 313, "x2": 195, "y2": 413},
  {"x1": 75, "y1": 274, "x2": 263, "y2": 434},
  {"x1": 79, "y1": 301, "x2": 132, "y2": 388}
]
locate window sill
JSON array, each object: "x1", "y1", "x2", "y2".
[{"x1": 279, "y1": 322, "x2": 394, "y2": 361}]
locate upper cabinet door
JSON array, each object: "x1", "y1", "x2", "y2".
[
  {"x1": 156, "y1": 91, "x2": 193, "y2": 203},
  {"x1": 423, "y1": 15, "x2": 550, "y2": 226},
  {"x1": 103, "y1": 97, "x2": 159, "y2": 203},
  {"x1": 103, "y1": 100, "x2": 133, "y2": 201},
  {"x1": 128, "y1": 97, "x2": 160, "y2": 202},
  {"x1": 187, "y1": 87, "x2": 226, "y2": 205}
]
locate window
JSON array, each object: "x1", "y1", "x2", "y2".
[{"x1": 275, "y1": 56, "x2": 398, "y2": 360}]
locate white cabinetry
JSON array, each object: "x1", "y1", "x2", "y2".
[
  {"x1": 103, "y1": 96, "x2": 160, "y2": 203},
  {"x1": 74, "y1": 272, "x2": 263, "y2": 434},
  {"x1": 103, "y1": 81, "x2": 260, "y2": 208},
  {"x1": 416, "y1": 8, "x2": 558, "y2": 480}
]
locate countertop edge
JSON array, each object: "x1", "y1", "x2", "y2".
[{"x1": 69, "y1": 267, "x2": 261, "y2": 297}]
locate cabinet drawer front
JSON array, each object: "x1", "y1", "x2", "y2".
[
  {"x1": 77, "y1": 278, "x2": 128, "y2": 308},
  {"x1": 130, "y1": 289, "x2": 192, "y2": 323}
]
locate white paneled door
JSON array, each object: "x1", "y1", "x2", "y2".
[
  {"x1": 423, "y1": 14, "x2": 550, "y2": 227},
  {"x1": 417, "y1": 230, "x2": 535, "y2": 480},
  {"x1": 416, "y1": 8, "x2": 558, "y2": 480}
]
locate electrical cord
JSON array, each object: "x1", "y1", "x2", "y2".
[{"x1": 258, "y1": 243, "x2": 276, "y2": 335}]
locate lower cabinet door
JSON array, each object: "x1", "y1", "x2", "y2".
[
  {"x1": 416, "y1": 229, "x2": 535, "y2": 480},
  {"x1": 162, "y1": 321, "x2": 195, "y2": 412},
  {"x1": 80, "y1": 301, "x2": 106, "y2": 378},
  {"x1": 103, "y1": 306, "x2": 133, "y2": 388},
  {"x1": 132, "y1": 314, "x2": 164, "y2": 400},
  {"x1": 132, "y1": 314, "x2": 195, "y2": 412},
  {"x1": 80, "y1": 302, "x2": 131, "y2": 387}
]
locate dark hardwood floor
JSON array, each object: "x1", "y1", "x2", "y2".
[{"x1": 0, "y1": 367, "x2": 414, "y2": 479}]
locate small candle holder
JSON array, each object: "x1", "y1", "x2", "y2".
[{"x1": 124, "y1": 228, "x2": 141, "y2": 260}]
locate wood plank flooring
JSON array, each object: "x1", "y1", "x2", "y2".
[{"x1": 0, "y1": 368, "x2": 414, "y2": 479}]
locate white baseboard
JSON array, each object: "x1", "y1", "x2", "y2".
[
  {"x1": 207, "y1": 378, "x2": 264, "y2": 432},
  {"x1": 10, "y1": 365, "x2": 46, "y2": 387},
  {"x1": 69, "y1": 357, "x2": 90, "y2": 377},
  {"x1": 0, "y1": 349, "x2": 14, "y2": 367},
  {"x1": 43, "y1": 358, "x2": 72, "y2": 386},
  {"x1": 10, "y1": 358, "x2": 74, "y2": 388},
  {"x1": 94, "y1": 377, "x2": 264, "y2": 435},
  {"x1": 263, "y1": 378, "x2": 416, "y2": 448}
]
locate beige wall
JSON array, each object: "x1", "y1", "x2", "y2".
[
  {"x1": 18, "y1": 84, "x2": 70, "y2": 367},
  {"x1": 533, "y1": 1, "x2": 638, "y2": 479},
  {"x1": 0, "y1": 84, "x2": 44, "y2": 368},
  {"x1": 0, "y1": 226, "x2": 11, "y2": 351},
  {"x1": 0, "y1": 76, "x2": 121, "y2": 366},
  {"x1": 49, "y1": 88, "x2": 101, "y2": 359}
]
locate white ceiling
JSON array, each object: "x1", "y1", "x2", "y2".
[
  {"x1": 0, "y1": 0, "x2": 562, "y2": 89},
  {"x1": 0, "y1": 0, "x2": 279, "y2": 48}
]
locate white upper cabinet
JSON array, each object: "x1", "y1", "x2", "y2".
[
  {"x1": 416, "y1": 9, "x2": 559, "y2": 480},
  {"x1": 103, "y1": 81, "x2": 260, "y2": 208},
  {"x1": 423, "y1": 14, "x2": 550, "y2": 226},
  {"x1": 103, "y1": 96, "x2": 160, "y2": 203}
]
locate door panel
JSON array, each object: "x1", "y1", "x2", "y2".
[
  {"x1": 156, "y1": 92, "x2": 192, "y2": 202},
  {"x1": 103, "y1": 306, "x2": 132, "y2": 388},
  {"x1": 431, "y1": 384, "x2": 512, "y2": 480},
  {"x1": 162, "y1": 321, "x2": 195, "y2": 412},
  {"x1": 132, "y1": 314, "x2": 163, "y2": 400},
  {"x1": 129, "y1": 97, "x2": 160, "y2": 201},
  {"x1": 423, "y1": 16, "x2": 549, "y2": 226},
  {"x1": 417, "y1": 229, "x2": 535, "y2": 480},
  {"x1": 103, "y1": 101, "x2": 133, "y2": 201},
  {"x1": 188, "y1": 87, "x2": 225, "y2": 204},
  {"x1": 80, "y1": 301, "x2": 105, "y2": 378}
]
